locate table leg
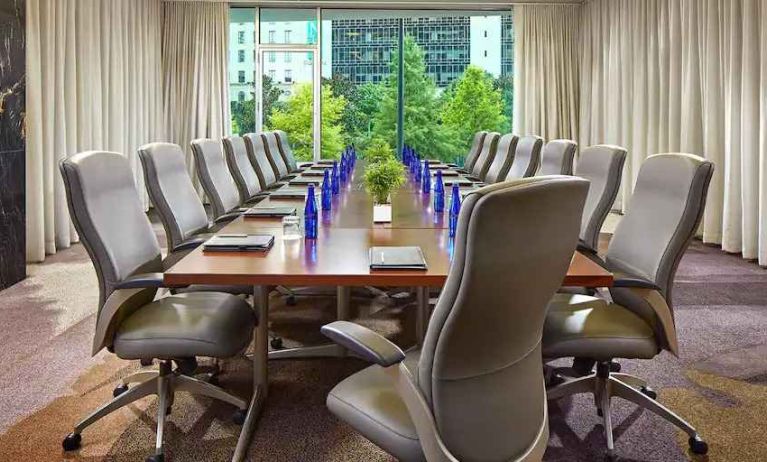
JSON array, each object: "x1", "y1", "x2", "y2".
[
  {"x1": 267, "y1": 286, "x2": 351, "y2": 360},
  {"x1": 416, "y1": 286, "x2": 429, "y2": 345},
  {"x1": 231, "y1": 285, "x2": 269, "y2": 462}
]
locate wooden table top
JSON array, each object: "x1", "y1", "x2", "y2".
[{"x1": 164, "y1": 162, "x2": 613, "y2": 288}]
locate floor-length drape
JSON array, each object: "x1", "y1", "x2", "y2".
[
  {"x1": 162, "y1": 1, "x2": 230, "y2": 185},
  {"x1": 26, "y1": 0, "x2": 164, "y2": 262},
  {"x1": 580, "y1": 0, "x2": 767, "y2": 264},
  {"x1": 513, "y1": 5, "x2": 580, "y2": 141}
]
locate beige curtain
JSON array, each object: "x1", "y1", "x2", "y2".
[
  {"x1": 580, "y1": 0, "x2": 767, "y2": 264},
  {"x1": 162, "y1": 1, "x2": 231, "y2": 184},
  {"x1": 513, "y1": 5, "x2": 581, "y2": 141},
  {"x1": 26, "y1": 0, "x2": 164, "y2": 262}
]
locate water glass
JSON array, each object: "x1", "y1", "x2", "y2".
[{"x1": 282, "y1": 215, "x2": 302, "y2": 240}]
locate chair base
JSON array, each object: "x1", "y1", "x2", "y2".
[
  {"x1": 547, "y1": 362, "x2": 708, "y2": 457},
  {"x1": 63, "y1": 360, "x2": 247, "y2": 461}
]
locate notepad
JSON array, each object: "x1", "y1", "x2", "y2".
[
  {"x1": 289, "y1": 177, "x2": 323, "y2": 186},
  {"x1": 243, "y1": 206, "x2": 296, "y2": 217},
  {"x1": 203, "y1": 234, "x2": 275, "y2": 252},
  {"x1": 443, "y1": 177, "x2": 474, "y2": 186},
  {"x1": 429, "y1": 164, "x2": 451, "y2": 170},
  {"x1": 369, "y1": 246, "x2": 427, "y2": 270},
  {"x1": 434, "y1": 169, "x2": 459, "y2": 176},
  {"x1": 269, "y1": 188, "x2": 321, "y2": 199},
  {"x1": 301, "y1": 170, "x2": 326, "y2": 177},
  {"x1": 315, "y1": 160, "x2": 335, "y2": 165}
]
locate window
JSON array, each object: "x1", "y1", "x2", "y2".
[
  {"x1": 268, "y1": 69, "x2": 276, "y2": 80},
  {"x1": 284, "y1": 30, "x2": 292, "y2": 42},
  {"x1": 284, "y1": 52, "x2": 292, "y2": 63},
  {"x1": 238, "y1": 50, "x2": 245, "y2": 63},
  {"x1": 238, "y1": 91, "x2": 246, "y2": 102},
  {"x1": 268, "y1": 30, "x2": 275, "y2": 43},
  {"x1": 484, "y1": 30, "x2": 488, "y2": 38},
  {"x1": 284, "y1": 69, "x2": 292, "y2": 83},
  {"x1": 238, "y1": 70, "x2": 246, "y2": 83},
  {"x1": 269, "y1": 52, "x2": 276, "y2": 63},
  {"x1": 238, "y1": 31, "x2": 245, "y2": 44}
]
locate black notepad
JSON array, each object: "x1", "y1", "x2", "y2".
[
  {"x1": 443, "y1": 177, "x2": 474, "y2": 186},
  {"x1": 315, "y1": 160, "x2": 335, "y2": 165},
  {"x1": 434, "y1": 169, "x2": 459, "y2": 176},
  {"x1": 269, "y1": 187, "x2": 321, "y2": 199},
  {"x1": 203, "y1": 234, "x2": 275, "y2": 252},
  {"x1": 289, "y1": 177, "x2": 323, "y2": 186},
  {"x1": 243, "y1": 206, "x2": 296, "y2": 217},
  {"x1": 301, "y1": 170, "x2": 326, "y2": 177},
  {"x1": 429, "y1": 164, "x2": 451, "y2": 170},
  {"x1": 369, "y1": 246, "x2": 428, "y2": 270}
]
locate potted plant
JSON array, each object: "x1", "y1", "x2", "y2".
[{"x1": 363, "y1": 140, "x2": 404, "y2": 223}]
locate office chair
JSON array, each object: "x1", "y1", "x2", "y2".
[
  {"x1": 138, "y1": 143, "x2": 223, "y2": 252},
  {"x1": 458, "y1": 130, "x2": 487, "y2": 172},
  {"x1": 223, "y1": 135, "x2": 269, "y2": 204},
  {"x1": 538, "y1": 139, "x2": 577, "y2": 176},
  {"x1": 467, "y1": 131, "x2": 500, "y2": 181},
  {"x1": 244, "y1": 133, "x2": 283, "y2": 191},
  {"x1": 575, "y1": 145, "x2": 627, "y2": 253},
  {"x1": 261, "y1": 131, "x2": 297, "y2": 181},
  {"x1": 484, "y1": 133, "x2": 519, "y2": 184},
  {"x1": 321, "y1": 176, "x2": 590, "y2": 462},
  {"x1": 544, "y1": 153, "x2": 714, "y2": 458},
  {"x1": 274, "y1": 129, "x2": 311, "y2": 172},
  {"x1": 505, "y1": 135, "x2": 543, "y2": 180},
  {"x1": 60, "y1": 151, "x2": 256, "y2": 462}
]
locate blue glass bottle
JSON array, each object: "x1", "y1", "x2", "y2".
[
  {"x1": 305, "y1": 184, "x2": 318, "y2": 239},
  {"x1": 422, "y1": 160, "x2": 431, "y2": 194},
  {"x1": 331, "y1": 161, "x2": 340, "y2": 195},
  {"x1": 434, "y1": 170, "x2": 445, "y2": 212},
  {"x1": 321, "y1": 170, "x2": 332, "y2": 211},
  {"x1": 414, "y1": 156, "x2": 422, "y2": 183},
  {"x1": 449, "y1": 183, "x2": 461, "y2": 238},
  {"x1": 340, "y1": 156, "x2": 348, "y2": 183}
]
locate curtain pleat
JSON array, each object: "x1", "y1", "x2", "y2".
[
  {"x1": 581, "y1": 0, "x2": 767, "y2": 264},
  {"x1": 25, "y1": 0, "x2": 164, "y2": 262},
  {"x1": 512, "y1": 5, "x2": 580, "y2": 141},
  {"x1": 162, "y1": 1, "x2": 231, "y2": 188}
]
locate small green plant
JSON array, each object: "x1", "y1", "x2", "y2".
[
  {"x1": 364, "y1": 137, "x2": 396, "y2": 165},
  {"x1": 364, "y1": 158, "x2": 405, "y2": 204}
]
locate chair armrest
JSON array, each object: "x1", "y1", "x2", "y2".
[
  {"x1": 612, "y1": 276, "x2": 660, "y2": 291},
  {"x1": 447, "y1": 163, "x2": 459, "y2": 168},
  {"x1": 576, "y1": 241, "x2": 598, "y2": 255},
  {"x1": 297, "y1": 161, "x2": 314, "y2": 168},
  {"x1": 464, "y1": 175, "x2": 481, "y2": 182},
  {"x1": 214, "y1": 211, "x2": 242, "y2": 224},
  {"x1": 321, "y1": 321, "x2": 405, "y2": 367},
  {"x1": 115, "y1": 273, "x2": 165, "y2": 289},
  {"x1": 172, "y1": 237, "x2": 207, "y2": 252}
]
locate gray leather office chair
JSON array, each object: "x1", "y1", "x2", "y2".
[
  {"x1": 60, "y1": 151, "x2": 256, "y2": 462},
  {"x1": 538, "y1": 139, "x2": 577, "y2": 176},
  {"x1": 223, "y1": 135, "x2": 268, "y2": 203},
  {"x1": 191, "y1": 138, "x2": 263, "y2": 223},
  {"x1": 273, "y1": 130, "x2": 302, "y2": 173},
  {"x1": 575, "y1": 145, "x2": 627, "y2": 253},
  {"x1": 505, "y1": 135, "x2": 543, "y2": 180},
  {"x1": 468, "y1": 131, "x2": 500, "y2": 181},
  {"x1": 484, "y1": 133, "x2": 519, "y2": 184},
  {"x1": 244, "y1": 133, "x2": 282, "y2": 190},
  {"x1": 460, "y1": 131, "x2": 487, "y2": 172},
  {"x1": 261, "y1": 131, "x2": 297, "y2": 181},
  {"x1": 544, "y1": 153, "x2": 714, "y2": 457},
  {"x1": 321, "y1": 176, "x2": 590, "y2": 462},
  {"x1": 138, "y1": 143, "x2": 220, "y2": 252}
]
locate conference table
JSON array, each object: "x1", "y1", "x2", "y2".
[{"x1": 163, "y1": 160, "x2": 613, "y2": 461}]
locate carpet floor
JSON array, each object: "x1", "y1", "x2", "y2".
[{"x1": 0, "y1": 233, "x2": 765, "y2": 461}]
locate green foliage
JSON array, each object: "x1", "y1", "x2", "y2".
[
  {"x1": 442, "y1": 66, "x2": 508, "y2": 153},
  {"x1": 493, "y1": 75, "x2": 514, "y2": 133},
  {"x1": 371, "y1": 36, "x2": 462, "y2": 162},
  {"x1": 363, "y1": 137, "x2": 396, "y2": 164},
  {"x1": 364, "y1": 157, "x2": 405, "y2": 204},
  {"x1": 230, "y1": 75, "x2": 283, "y2": 135},
  {"x1": 268, "y1": 83, "x2": 347, "y2": 161}
]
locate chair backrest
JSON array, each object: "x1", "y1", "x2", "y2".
[
  {"x1": 484, "y1": 134, "x2": 518, "y2": 183},
  {"x1": 418, "y1": 176, "x2": 589, "y2": 461},
  {"x1": 462, "y1": 131, "x2": 487, "y2": 172},
  {"x1": 505, "y1": 135, "x2": 543, "y2": 180},
  {"x1": 470, "y1": 132, "x2": 500, "y2": 180},
  {"x1": 261, "y1": 131, "x2": 289, "y2": 178},
  {"x1": 60, "y1": 151, "x2": 162, "y2": 309},
  {"x1": 138, "y1": 142, "x2": 209, "y2": 251},
  {"x1": 274, "y1": 130, "x2": 298, "y2": 172},
  {"x1": 191, "y1": 138, "x2": 241, "y2": 220},
  {"x1": 244, "y1": 132, "x2": 278, "y2": 189},
  {"x1": 539, "y1": 139, "x2": 577, "y2": 176},
  {"x1": 223, "y1": 135, "x2": 263, "y2": 202},
  {"x1": 607, "y1": 154, "x2": 714, "y2": 306},
  {"x1": 575, "y1": 145, "x2": 627, "y2": 251}
]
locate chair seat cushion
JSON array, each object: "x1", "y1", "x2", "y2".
[
  {"x1": 543, "y1": 294, "x2": 657, "y2": 361},
  {"x1": 113, "y1": 292, "x2": 255, "y2": 360},
  {"x1": 327, "y1": 350, "x2": 425, "y2": 462}
]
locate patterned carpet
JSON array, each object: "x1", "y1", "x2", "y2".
[{"x1": 0, "y1": 237, "x2": 765, "y2": 461}]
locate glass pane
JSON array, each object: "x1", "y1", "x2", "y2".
[
  {"x1": 259, "y1": 8, "x2": 318, "y2": 45},
  {"x1": 229, "y1": 7, "x2": 257, "y2": 134},
  {"x1": 321, "y1": 11, "x2": 399, "y2": 158},
  {"x1": 263, "y1": 51, "x2": 315, "y2": 161}
]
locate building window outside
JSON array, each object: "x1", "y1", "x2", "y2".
[
  {"x1": 269, "y1": 52, "x2": 276, "y2": 63},
  {"x1": 238, "y1": 91, "x2": 246, "y2": 102},
  {"x1": 268, "y1": 30, "x2": 275, "y2": 43},
  {"x1": 238, "y1": 70, "x2": 246, "y2": 83},
  {"x1": 284, "y1": 52, "x2": 292, "y2": 63},
  {"x1": 268, "y1": 69, "x2": 276, "y2": 80},
  {"x1": 284, "y1": 69, "x2": 292, "y2": 83},
  {"x1": 238, "y1": 31, "x2": 245, "y2": 44},
  {"x1": 284, "y1": 30, "x2": 292, "y2": 42},
  {"x1": 238, "y1": 50, "x2": 245, "y2": 63}
]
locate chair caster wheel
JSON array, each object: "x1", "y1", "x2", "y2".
[
  {"x1": 62, "y1": 432, "x2": 82, "y2": 451},
  {"x1": 640, "y1": 386, "x2": 657, "y2": 400},
  {"x1": 113, "y1": 384, "x2": 129, "y2": 397},
  {"x1": 232, "y1": 409, "x2": 247, "y2": 425},
  {"x1": 609, "y1": 361, "x2": 621, "y2": 373},
  {"x1": 270, "y1": 337, "x2": 284, "y2": 350},
  {"x1": 286, "y1": 295, "x2": 297, "y2": 306},
  {"x1": 146, "y1": 454, "x2": 164, "y2": 462},
  {"x1": 140, "y1": 359, "x2": 153, "y2": 367},
  {"x1": 689, "y1": 435, "x2": 708, "y2": 455}
]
